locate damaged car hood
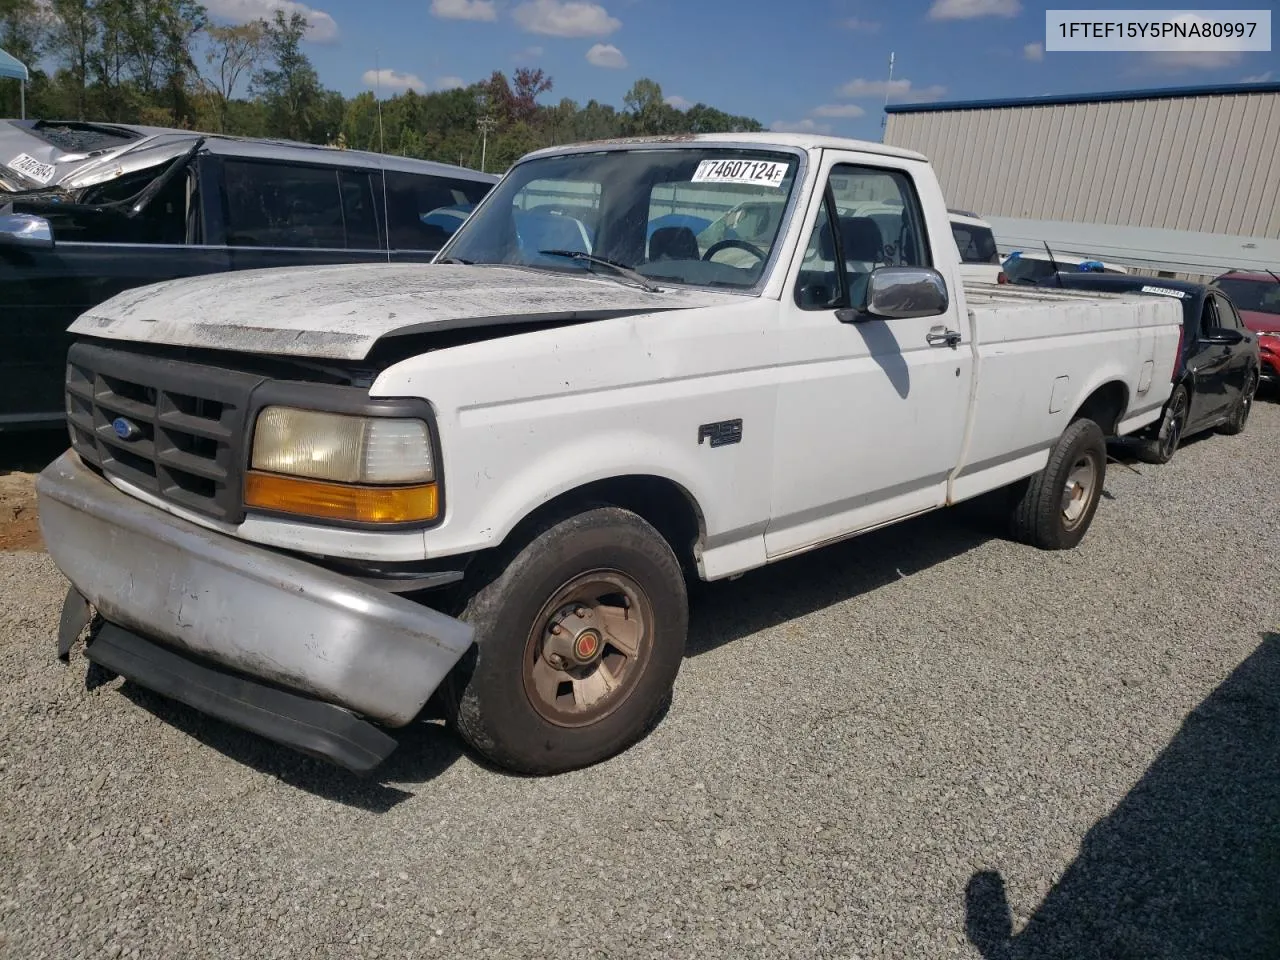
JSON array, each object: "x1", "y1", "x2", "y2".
[{"x1": 69, "y1": 262, "x2": 737, "y2": 360}]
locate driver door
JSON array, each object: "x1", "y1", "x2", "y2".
[
  {"x1": 1187, "y1": 296, "x2": 1233, "y2": 424},
  {"x1": 765, "y1": 155, "x2": 972, "y2": 559}
]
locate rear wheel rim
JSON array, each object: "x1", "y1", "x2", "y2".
[
  {"x1": 1061, "y1": 450, "x2": 1100, "y2": 530},
  {"x1": 1161, "y1": 392, "x2": 1186, "y2": 458},
  {"x1": 522, "y1": 570, "x2": 653, "y2": 728}
]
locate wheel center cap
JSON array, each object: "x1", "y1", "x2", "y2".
[{"x1": 574, "y1": 629, "x2": 601, "y2": 661}]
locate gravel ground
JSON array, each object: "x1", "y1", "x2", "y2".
[{"x1": 1, "y1": 402, "x2": 1278, "y2": 960}]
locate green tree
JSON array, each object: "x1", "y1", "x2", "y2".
[
  {"x1": 48, "y1": 0, "x2": 99, "y2": 118},
  {"x1": 0, "y1": 0, "x2": 49, "y2": 116},
  {"x1": 203, "y1": 20, "x2": 268, "y2": 132},
  {"x1": 251, "y1": 9, "x2": 319, "y2": 142}
]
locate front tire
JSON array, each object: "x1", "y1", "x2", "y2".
[
  {"x1": 445, "y1": 505, "x2": 688, "y2": 775},
  {"x1": 1218, "y1": 370, "x2": 1258, "y2": 435},
  {"x1": 1134, "y1": 384, "x2": 1188, "y2": 464},
  {"x1": 1009, "y1": 418, "x2": 1107, "y2": 550}
]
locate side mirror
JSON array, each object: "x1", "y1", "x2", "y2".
[
  {"x1": 0, "y1": 212, "x2": 54, "y2": 250},
  {"x1": 840, "y1": 266, "x2": 949, "y2": 322},
  {"x1": 1202, "y1": 327, "x2": 1245, "y2": 345}
]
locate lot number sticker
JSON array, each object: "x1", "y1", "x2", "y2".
[
  {"x1": 1140, "y1": 284, "x2": 1188, "y2": 299},
  {"x1": 692, "y1": 158, "x2": 788, "y2": 189},
  {"x1": 8, "y1": 153, "x2": 56, "y2": 185}
]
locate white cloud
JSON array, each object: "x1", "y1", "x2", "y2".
[
  {"x1": 1243, "y1": 70, "x2": 1273, "y2": 82},
  {"x1": 842, "y1": 17, "x2": 880, "y2": 31},
  {"x1": 837, "y1": 77, "x2": 948, "y2": 103},
  {"x1": 585, "y1": 42, "x2": 627, "y2": 68},
  {"x1": 928, "y1": 0, "x2": 1019, "y2": 20},
  {"x1": 430, "y1": 0, "x2": 496, "y2": 19},
  {"x1": 513, "y1": 0, "x2": 620, "y2": 37},
  {"x1": 1023, "y1": 42, "x2": 1043, "y2": 61},
  {"x1": 664, "y1": 95, "x2": 693, "y2": 109},
  {"x1": 513, "y1": 45, "x2": 545, "y2": 60},
  {"x1": 435, "y1": 75, "x2": 467, "y2": 90},
  {"x1": 203, "y1": 0, "x2": 339, "y2": 41},
  {"x1": 770, "y1": 118, "x2": 833, "y2": 135},
  {"x1": 1143, "y1": 50, "x2": 1242, "y2": 71},
  {"x1": 362, "y1": 68, "x2": 426, "y2": 92},
  {"x1": 812, "y1": 103, "x2": 866, "y2": 118}
]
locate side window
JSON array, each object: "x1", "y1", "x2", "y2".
[
  {"x1": 222, "y1": 160, "x2": 346, "y2": 248},
  {"x1": 827, "y1": 164, "x2": 930, "y2": 268},
  {"x1": 794, "y1": 164, "x2": 930, "y2": 310},
  {"x1": 1200, "y1": 298, "x2": 1220, "y2": 336},
  {"x1": 794, "y1": 193, "x2": 844, "y2": 310},
  {"x1": 339, "y1": 170, "x2": 380, "y2": 250},
  {"x1": 384, "y1": 171, "x2": 493, "y2": 252},
  {"x1": 1213, "y1": 294, "x2": 1242, "y2": 331}
]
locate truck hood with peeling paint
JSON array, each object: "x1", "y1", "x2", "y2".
[{"x1": 68, "y1": 262, "x2": 737, "y2": 361}]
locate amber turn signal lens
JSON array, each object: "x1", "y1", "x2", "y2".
[{"x1": 244, "y1": 471, "x2": 439, "y2": 524}]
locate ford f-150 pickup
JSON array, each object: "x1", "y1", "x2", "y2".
[{"x1": 35, "y1": 133, "x2": 1183, "y2": 777}]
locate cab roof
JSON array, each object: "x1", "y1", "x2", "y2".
[{"x1": 522, "y1": 132, "x2": 928, "y2": 163}]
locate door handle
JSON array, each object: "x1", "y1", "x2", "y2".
[{"x1": 927, "y1": 327, "x2": 962, "y2": 348}]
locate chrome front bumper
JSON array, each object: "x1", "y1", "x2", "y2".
[{"x1": 36, "y1": 451, "x2": 474, "y2": 728}]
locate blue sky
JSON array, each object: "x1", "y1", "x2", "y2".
[{"x1": 206, "y1": 0, "x2": 1277, "y2": 141}]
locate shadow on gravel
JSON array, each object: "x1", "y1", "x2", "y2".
[
  {"x1": 116, "y1": 681, "x2": 465, "y2": 812},
  {"x1": 685, "y1": 497, "x2": 1001, "y2": 657},
  {"x1": 965, "y1": 631, "x2": 1280, "y2": 960}
]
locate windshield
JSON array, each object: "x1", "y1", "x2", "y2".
[
  {"x1": 1214, "y1": 277, "x2": 1280, "y2": 315},
  {"x1": 439, "y1": 147, "x2": 801, "y2": 290}
]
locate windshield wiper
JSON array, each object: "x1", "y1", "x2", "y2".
[
  {"x1": 435, "y1": 256, "x2": 472, "y2": 264},
  {"x1": 538, "y1": 249, "x2": 661, "y2": 293}
]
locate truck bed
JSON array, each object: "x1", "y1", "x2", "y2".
[{"x1": 949, "y1": 280, "x2": 1183, "y2": 503}]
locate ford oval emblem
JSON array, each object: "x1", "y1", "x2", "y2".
[{"x1": 111, "y1": 417, "x2": 141, "y2": 441}]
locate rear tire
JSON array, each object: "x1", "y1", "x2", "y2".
[
  {"x1": 1009, "y1": 418, "x2": 1107, "y2": 550},
  {"x1": 1218, "y1": 370, "x2": 1258, "y2": 435},
  {"x1": 444, "y1": 505, "x2": 688, "y2": 775},
  {"x1": 1134, "y1": 385, "x2": 1188, "y2": 464}
]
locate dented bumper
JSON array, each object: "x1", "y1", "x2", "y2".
[{"x1": 36, "y1": 451, "x2": 474, "y2": 732}]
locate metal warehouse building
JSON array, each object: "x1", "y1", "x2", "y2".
[{"x1": 883, "y1": 82, "x2": 1280, "y2": 278}]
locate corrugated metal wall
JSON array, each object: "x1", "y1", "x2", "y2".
[{"x1": 884, "y1": 91, "x2": 1280, "y2": 239}]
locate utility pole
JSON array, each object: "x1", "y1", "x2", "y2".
[
  {"x1": 477, "y1": 115, "x2": 497, "y2": 173},
  {"x1": 880, "y1": 51, "x2": 901, "y2": 142},
  {"x1": 881, "y1": 51, "x2": 895, "y2": 142}
]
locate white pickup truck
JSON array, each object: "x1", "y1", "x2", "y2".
[{"x1": 36, "y1": 133, "x2": 1182, "y2": 777}]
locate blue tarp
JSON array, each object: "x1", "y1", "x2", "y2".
[{"x1": 0, "y1": 48, "x2": 29, "y2": 83}]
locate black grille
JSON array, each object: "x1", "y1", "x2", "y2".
[{"x1": 66, "y1": 343, "x2": 265, "y2": 523}]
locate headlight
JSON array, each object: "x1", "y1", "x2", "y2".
[{"x1": 246, "y1": 407, "x2": 439, "y2": 524}]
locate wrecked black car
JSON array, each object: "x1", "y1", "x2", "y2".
[{"x1": 0, "y1": 119, "x2": 496, "y2": 429}]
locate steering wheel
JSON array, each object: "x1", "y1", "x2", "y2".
[{"x1": 702, "y1": 238, "x2": 768, "y2": 263}]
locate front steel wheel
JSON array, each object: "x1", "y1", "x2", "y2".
[
  {"x1": 444, "y1": 506, "x2": 688, "y2": 775},
  {"x1": 523, "y1": 571, "x2": 654, "y2": 728}
]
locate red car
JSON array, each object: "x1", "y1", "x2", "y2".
[{"x1": 1212, "y1": 271, "x2": 1280, "y2": 386}]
